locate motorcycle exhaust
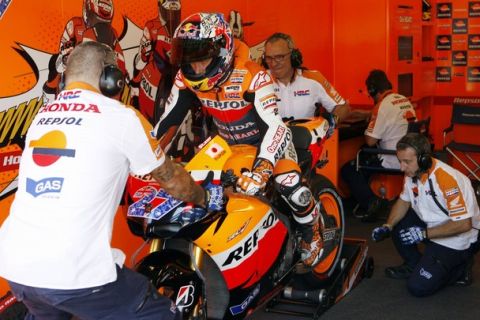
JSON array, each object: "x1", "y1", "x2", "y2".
[{"x1": 283, "y1": 286, "x2": 327, "y2": 304}]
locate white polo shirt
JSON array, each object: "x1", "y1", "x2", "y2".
[
  {"x1": 0, "y1": 83, "x2": 165, "y2": 289},
  {"x1": 400, "y1": 159, "x2": 479, "y2": 250},
  {"x1": 365, "y1": 91, "x2": 416, "y2": 169},
  {"x1": 271, "y1": 69, "x2": 346, "y2": 119}
]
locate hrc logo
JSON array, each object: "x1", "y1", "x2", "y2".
[
  {"x1": 57, "y1": 90, "x2": 81, "y2": 100},
  {"x1": 294, "y1": 89, "x2": 310, "y2": 97}
]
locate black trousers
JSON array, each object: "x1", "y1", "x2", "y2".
[
  {"x1": 8, "y1": 265, "x2": 181, "y2": 320},
  {"x1": 340, "y1": 159, "x2": 379, "y2": 210},
  {"x1": 392, "y1": 209, "x2": 474, "y2": 297}
]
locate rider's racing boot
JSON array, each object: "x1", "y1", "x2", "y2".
[
  {"x1": 297, "y1": 202, "x2": 324, "y2": 267},
  {"x1": 273, "y1": 170, "x2": 324, "y2": 267}
]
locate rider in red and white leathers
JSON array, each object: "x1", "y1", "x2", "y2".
[
  {"x1": 43, "y1": 0, "x2": 126, "y2": 101},
  {"x1": 130, "y1": 0, "x2": 181, "y2": 124},
  {"x1": 155, "y1": 13, "x2": 324, "y2": 267}
]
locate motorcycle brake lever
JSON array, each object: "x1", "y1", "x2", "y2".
[{"x1": 221, "y1": 169, "x2": 238, "y2": 188}]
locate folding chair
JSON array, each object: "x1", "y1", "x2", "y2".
[
  {"x1": 355, "y1": 117, "x2": 431, "y2": 200},
  {"x1": 443, "y1": 105, "x2": 480, "y2": 182},
  {"x1": 349, "y1": 118, "x2": 430, "y2": 218}
]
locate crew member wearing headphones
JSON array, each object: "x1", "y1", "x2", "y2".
[
  {"x1": 341, "y1": 69, "x2": 417, "y2": 221},
  {"x1": 0, "y1": 41, "x2": 222, "y2": 319},
  {"x1": 262, "y1": 33, "x2": 350, "y2": 128},
  {"x1": 372, "y1": 133, "x2": 479, "y2": 297}
]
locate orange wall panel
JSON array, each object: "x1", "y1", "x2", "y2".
[
  {"x1": 333, "y1": 0, "x2": 388, "y2": 106},
  {"x1": 334, "y1": 0, "x2": 428, "y2": 106}
]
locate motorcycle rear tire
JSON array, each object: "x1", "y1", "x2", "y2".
[{"x1": 310, "y1": 175, "x2": 345, "y2": 279}]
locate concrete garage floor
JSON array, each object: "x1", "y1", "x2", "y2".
[{"x1": 251, "y1": 206, "x2": 480, "y2": 320}]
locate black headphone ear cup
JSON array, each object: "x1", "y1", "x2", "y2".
[
  {"x1": 99, "y1": 65, "x2": 124, "y2": 97},
  {"x1": 290, "y1": 48, "x2": 303, "y2": 68},
  {"x1": 367, "y1": 85, "x2": 377, "y2": 97},
  {"x1": 418, "y1": 153, "x2": 432, "y2": 171}
]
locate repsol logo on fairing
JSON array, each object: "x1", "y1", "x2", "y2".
[
  {"x1": 200, "y1": 99, "x2": 249, "y2": 110},
  {"x1": 221, "y1": 211, "x2": 278, "y2": 267}
]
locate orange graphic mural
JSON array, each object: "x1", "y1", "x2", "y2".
[{"x1": 0, "y1": 0, "x2": 334, "y2": 298}]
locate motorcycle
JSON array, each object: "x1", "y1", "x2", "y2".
[{"x1": 124, "y1": 117, "x2": 345, "y2": 319}]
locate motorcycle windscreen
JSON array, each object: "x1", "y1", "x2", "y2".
[{"x1": 194, "y1": 194, "x2": 288, "y2": 290}]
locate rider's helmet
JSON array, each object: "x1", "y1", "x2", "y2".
[
  {"x1": 83, "y1": 0, "x2": 114, "y2": 28},
  {"x1": 172, "y1": 13, "x2": 234, "y2": 92},
  {"x1": 158, "y1": 0, "x2": 181, "y2": 37}
]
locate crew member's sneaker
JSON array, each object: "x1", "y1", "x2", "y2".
[
  {"x1": 385, "y1": 263, "x2": 414, "y2": 279},
  {"x1": 299, "y1": 222, "x2": 324, "y2": 267},
  {"x1": 454, "y1": 257, "x2": 474, "y2": 286}
]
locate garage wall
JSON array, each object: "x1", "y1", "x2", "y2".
[{"x1": 0, "y1": 0, "x2": 334, "y2": 296}]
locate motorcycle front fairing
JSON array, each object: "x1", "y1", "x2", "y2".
[
  {"x1": 125, "y1": 136, "x2": 291, "y2": 318},
  {"x1": 129, "y1": 191, "x2": 290, "y2": 319},
  {"x1": 193, "y1": 193, "x2": 289, "y2": 318}
]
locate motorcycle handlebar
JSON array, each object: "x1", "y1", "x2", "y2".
[{"x1": 221, "y1": 169, "x2": 238, "y2": 188}]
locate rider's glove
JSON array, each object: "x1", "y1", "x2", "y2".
[
  {"x1": 321, "y1": 112, "x2": 337, "y2": 138},
  {"x1": 204, "y1": 183, "x2": 224, "y2": 212},
  {"x1": 236, "y1": 158, "x2": 273, "y2": 196},
  {"x1": 399, "y1": 226, "x2": 427, "y2": 245},
  {"x1": 371, "y1": 224, "x2": 391, "y2": 242},
  {"x1": 236, "y1": 171, "x2": 267, "y2": 195}
]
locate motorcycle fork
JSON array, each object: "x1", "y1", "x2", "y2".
[
  {"x1": 149, "y1": 240, "x2": 206, "y2": 317},
  {"x1": 149, "y1": 239, "x2": 204, "y2": 270},
  {"x1": 192, "y1": 244, "x2": 204, "y2": 270},
  {"x1": 191, "y1": 244, "x2": 205, "y2": 318},
  {"x1": 149, "y1": 238, "x2": 164, "y2": 253}
]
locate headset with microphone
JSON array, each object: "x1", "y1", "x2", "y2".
[
  {"x1": 98, "y1": 43, "x2": 124, "y2": 97},
  {"x1": 262, "y1": 32, "x2": 303, "y2": 69},
  {"x1": 366, "y1": 83, "x2": 378, "y2": 98},
  {"x1": 365, "y1": 69, "x2": 392, "y2": 99},
  {"x1": 59, "y1": 42, "x2": 124, "y2": 97},
  {"x1": 397, "y1": 133, "x2": 433, "y2": 173},
  {"x1": 99, "y1": 63, "x2": 124, "y2": 97}
]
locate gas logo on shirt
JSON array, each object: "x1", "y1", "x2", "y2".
[{"x1": 26, "y1": 177, "x2": 64, "y2": 197}]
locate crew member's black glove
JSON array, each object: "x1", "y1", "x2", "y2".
[{"x1": 371, "y1": 224, "x2": 391, "y2": 242}]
